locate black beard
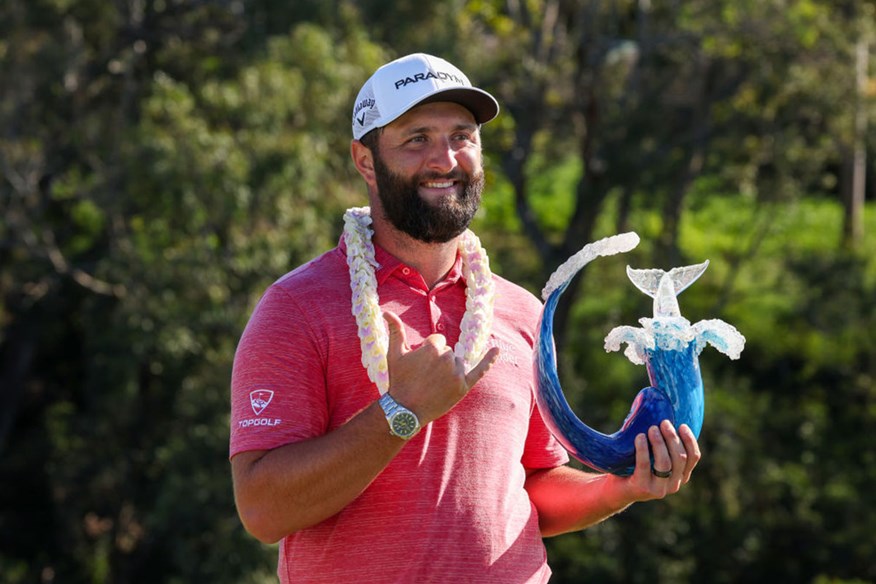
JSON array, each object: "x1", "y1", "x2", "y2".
[{"x1": 373, "y1": 153, "x2": 484, "y2": 244}]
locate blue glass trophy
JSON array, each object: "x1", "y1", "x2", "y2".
[{"x1": 534, "y1": 233, "x2": 745, "y2": 475}]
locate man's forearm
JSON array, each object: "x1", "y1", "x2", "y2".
[
  {"x1": 524, "y1": 466, "x2": 635, "y2": 537},
  {"x1": 231, "y1": 400, "x2": 405, "y2": 543}
]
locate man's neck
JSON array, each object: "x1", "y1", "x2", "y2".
[{"x1": 371, "y1": 220, "x2": 460, "y2": 290}]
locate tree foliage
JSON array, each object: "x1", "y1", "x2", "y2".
[{"x1": 0, "y1": 1, "x2": 873, "y2": 582}]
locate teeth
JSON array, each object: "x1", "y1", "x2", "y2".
[{"x1": 424, "y1": 181, "x2": 454, "y2": 189}]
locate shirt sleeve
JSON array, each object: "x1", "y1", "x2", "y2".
[
  {"x1": 229, "y1": 284, "x2": 330, "y2": 459},
  {"x1": 521, "y1": 399, "x2": 570, "y2": 470}
]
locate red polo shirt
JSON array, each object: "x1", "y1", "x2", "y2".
[{"x1": 230, "y1": 238, "x2": 569, "y2": 583}]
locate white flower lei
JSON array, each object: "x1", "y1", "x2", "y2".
[{"x1": 343, "y1": 206, "x2": 495, "y2": 395}]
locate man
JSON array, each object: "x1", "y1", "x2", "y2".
[{"x1": 230, "y1": 53, "x2": 700, "y2": 583}]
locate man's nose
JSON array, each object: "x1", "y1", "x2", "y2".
[{"x1": 426, "y1": 138, "x2": 457, "y2": 174}]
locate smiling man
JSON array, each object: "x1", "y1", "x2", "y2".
[
  {"x1": 359, "y1": 101, "x2": 484, "y2": 246},
  {"x1": 229, "y1": 53, "x2": 701, "y2": 583}
]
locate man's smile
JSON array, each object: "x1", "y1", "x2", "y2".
[{"x1": 422, "y1": 180, "x2": 455, "y2": 189}]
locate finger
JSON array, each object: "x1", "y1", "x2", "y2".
[
  {"x1": 633, "y1": 432, "x2": 652, "y2": 479},
  {"x1": 383, "y1": 312, "x2": 409, "y2": 360},
  {"x1": 648, "y1": 424, "x2": 672, "y2": 477},
  {"x1": 659, "y1": 420, "x2": 687, "y2": 477},
  {"x1": 423, "y1": 333, "x2": 448, "y2": 353},
  {"x1": 463, "y1": 346, "x2": 500, "y2": 388},
  {"x1": 677, "y1": 424, "x2": 702, "y2": 482}
]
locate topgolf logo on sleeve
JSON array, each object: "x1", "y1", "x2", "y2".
[
  {"x1": 249, "y1": 389, "x2": 274, "y2": 416},
  {"x1": 238, "y1": 389, "x2": 282, "y2": 430}
]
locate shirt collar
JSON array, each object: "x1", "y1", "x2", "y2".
[{"x1": 338, "y1": 235, "x2": 465, "y2": 289}]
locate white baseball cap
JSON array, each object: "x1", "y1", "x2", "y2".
[{"x1": 351, "y1": 53, "x2": 500, "y2": 140}]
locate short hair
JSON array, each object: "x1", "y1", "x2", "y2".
[{"x1": 358, "y1": 127, "x2": 382, "y2": 155}]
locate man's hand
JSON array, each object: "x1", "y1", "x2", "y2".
[
  {"x1": 383, "y1": 311, "x2": 499, "y2": 424},
  {"x1": 525, "y1": 420, "x2": 701, "y2": 537},
  {"x1": 620, "y1": 420, "x2": 702, "y2": 502}
]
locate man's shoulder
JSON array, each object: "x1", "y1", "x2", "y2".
[
  {"x1": 244, "y1": 246, "x2": 350, "y2": 338},
  {"x1": 490, "y1": 274, "x2": 545, "y2": 329},
  {"x1": 491, "y1": 273, "x2": 542, "y2": 311},
  {"x1": 271, "y1": 246, "x2": 348, "y2": 299}
]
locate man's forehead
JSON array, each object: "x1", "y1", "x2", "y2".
[{"x1": 386, "y1": 101, "x2": 479, "y2": 133}]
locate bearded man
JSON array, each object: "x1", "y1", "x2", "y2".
[{"x1": 230, "y1": 53, "x2": 700, "y2": 583}]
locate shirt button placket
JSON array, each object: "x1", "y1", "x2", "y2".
[{"x1": 428, "y1": 294, "x2": 442, "y2": 334}]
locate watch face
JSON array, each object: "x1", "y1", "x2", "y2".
[{"x1": 391, "y1": 412, "x2": 418, "y2": 437}]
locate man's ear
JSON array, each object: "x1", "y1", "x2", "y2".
[{"x1": 350, "y1": 140, "x2": 377, "y2": 188}]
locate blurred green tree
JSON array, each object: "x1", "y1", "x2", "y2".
[{"x1": 0, "y1": 1, "x2": 384, "y2": 581}]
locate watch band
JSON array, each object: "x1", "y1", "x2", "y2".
[{"x1": 378, "y1": 393, "x2": 420, "y2": 440}]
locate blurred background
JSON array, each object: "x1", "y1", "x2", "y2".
[{"x1": 1, "y1": 1, "x2": 874, "y2": 582}]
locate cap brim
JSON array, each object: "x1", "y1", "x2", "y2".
[
  {"x1": 353, "y1": 86, "x2": 500, "y2": 140},
  {"x1": 416, "y1": 87, "x2": 500, "y2": 125}
]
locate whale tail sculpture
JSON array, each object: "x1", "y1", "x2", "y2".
[
  {"x1": 535, "y1": 234, "x2": 745, "y2": 476},
  {"x1": 627, "y1": 262, "x2": 709, "y2": 317}
]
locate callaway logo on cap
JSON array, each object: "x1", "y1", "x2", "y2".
[{"x1": 351, "y1": 53, "x2": 500, "y2": 140}]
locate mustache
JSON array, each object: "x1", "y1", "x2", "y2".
[{"x1": 416, "y1": 169, "x2": 469, "y2": 182}]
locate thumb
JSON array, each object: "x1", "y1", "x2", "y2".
[
  {"x1": 464, "y1": 346, "x2": 500, "y2": 389},
  {"x1": 383, "y1": 311, "x2": 408, "y2": 360}
]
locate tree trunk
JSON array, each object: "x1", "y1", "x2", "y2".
[{"x1": 842, "y1": 38, "x2": 868, "y2": 249}]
